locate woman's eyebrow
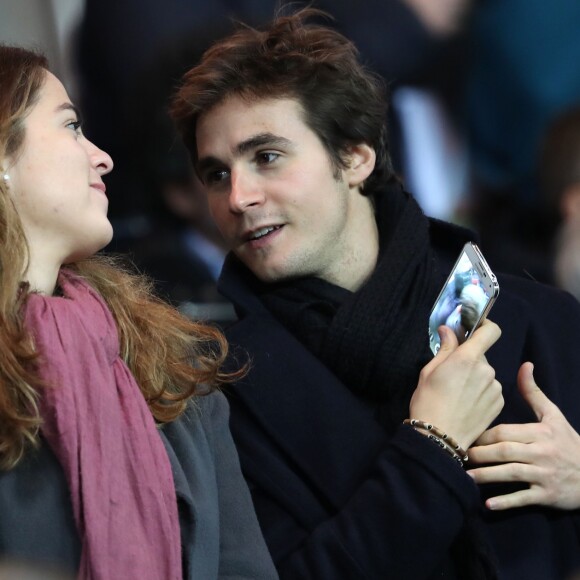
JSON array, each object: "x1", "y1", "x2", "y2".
[{"x1": 55, "y1": 102, "x2": 82, "y2": 121}]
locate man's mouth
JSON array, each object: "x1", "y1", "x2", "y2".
[{"x1": 247, "y1": 225, "x2": 282, "y2": 241}]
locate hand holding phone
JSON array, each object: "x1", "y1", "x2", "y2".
[
  {"x1": 428, "y1": 242, "x2": 499, "y2": 355},
  {"x1": 412, "y1": 319, "x2": 504, "y2": 450}
]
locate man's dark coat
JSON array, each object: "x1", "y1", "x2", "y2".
[{"x1": 219, "y1": 221, "x2": 580, "y2": 579}]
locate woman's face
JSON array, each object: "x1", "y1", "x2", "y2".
[{"x1": 6, "y1": 71, "x2": 114, "y2": 267}]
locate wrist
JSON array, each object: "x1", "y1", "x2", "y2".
[{"x1": 404, "y1": 419, "x2": 469, "y2": 466}]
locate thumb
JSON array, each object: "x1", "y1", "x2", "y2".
[
  {"x1": 432, "y1": 325, "x2": 459, "y2": 363},
  {"x1": 517, "y1": 362, "x2": 554, "y2": 421},
  {"x1": 423, "y1": 326, "x2": 460, "y2": 374},
  {"x1": 438, "y1": 325, "x2": 459, "y2": 354}
]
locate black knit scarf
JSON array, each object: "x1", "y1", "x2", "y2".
[
  {"x1": 259, "y1": 183, "x2": 497, "y2": 580},
  {"x1": 260, "y1": 182, "x2": 440, "y2": 429}
]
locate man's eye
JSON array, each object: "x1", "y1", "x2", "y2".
[
  {"x1": 257, "y1": 152, "x2": 279, "y2": 165},
  {"x1": 205, "y1": 169, "x2": 230, "y2": 184}
]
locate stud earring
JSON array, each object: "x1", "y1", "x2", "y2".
[{"x1": 2, "y1": 173, "x2": 9, "y2": 183}]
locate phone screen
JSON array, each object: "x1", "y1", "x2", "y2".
[{"x1": 428, "y1": 243, "x2": 498, "y2": 355}]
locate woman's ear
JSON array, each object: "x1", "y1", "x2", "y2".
[
  {"x1": 343, "y1": 143, "x2": 376, "y2": 189},
  {"x1": 1, "y1": 156, "x2": 15, "y2": 189}
]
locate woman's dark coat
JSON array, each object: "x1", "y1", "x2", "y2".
[{"x1": 0, "y1": 391, "x2": 278, "y2": 579}]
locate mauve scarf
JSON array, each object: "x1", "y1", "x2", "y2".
[
  {"x1": 260, "y1": 185, "x2": 440, "y2": 427},
  {"x1": 24, "y1": 270, "x2": 182, "y2": 580}
]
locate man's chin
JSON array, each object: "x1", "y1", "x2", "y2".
[
  {"x1": 244, "y1": 260, "x2": 294, "y2": 284},
  {"x1": 253, "y1": 269, "x2": 292, "y2": 284}
]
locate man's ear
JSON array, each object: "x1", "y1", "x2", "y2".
[
  {"x1": 343, "y1": 143, "x2": 376, "y2": 188},
  {"x1": 560, "y1": 182, "x2": 580, "y2": 221}
]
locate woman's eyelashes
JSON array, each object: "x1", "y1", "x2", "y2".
[{"x1": 65, "y1": 119, "x2": 82, "y2": 137}]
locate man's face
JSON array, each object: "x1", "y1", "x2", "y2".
[{"x1": 195, "y1": 96, "x2": 377, "y2": 288}]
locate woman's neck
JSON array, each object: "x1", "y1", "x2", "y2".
[{"x1": 23, "y1": 255, "x2": 60, "y2": 295}]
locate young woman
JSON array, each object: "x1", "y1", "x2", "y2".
[{"x1": 0, "y1": 45, "x2": 277, "y2": 580}]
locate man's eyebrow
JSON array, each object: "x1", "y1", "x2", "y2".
[
  {"x1": 197, "y1": 133, "x2": 293, "y2": 175},
  {"x1": 196, "y1": 155, "x2": 222, "y2": 177},
  {"x1": 235, "y1": 133, "x2": 293, "y2": 156}
]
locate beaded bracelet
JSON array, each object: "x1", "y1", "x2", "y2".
[{"x1": 403, "y1": 419, "x2": 469, "y2": 465}]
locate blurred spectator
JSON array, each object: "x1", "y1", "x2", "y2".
[
  {"x1": 0, "y1": 0, "x2": 84, "y2": 98},
  {"x1": 538, "y1": 106, "x2": 580, "y2": 301},
  {"x1": 466, "y1": 0, "x2": 580, "y2": 203},
  {"x1": 77, "y1": 1, "x2": 238, "y2": 224},
  {"x1": 463, "y1": 0, "x2": 580, "y2": 282},
  {"x1": 390, "y1": 0, "x2": 473, "y2": 221},
  {"x1": 123, "y1": 33, "x2": 236, "y2": 321}
]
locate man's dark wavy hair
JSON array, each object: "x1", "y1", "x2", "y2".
[{"x1": 171, "y1": 8, "x2": 395, "y2": 197}]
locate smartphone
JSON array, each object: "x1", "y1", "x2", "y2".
[{"x1": 428, "y1": 242, "x2": 499, "y2": 355}]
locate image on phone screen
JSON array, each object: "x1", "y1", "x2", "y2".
[{"x1": 428, "y1": 243, "x2": 498, "y2": 355}]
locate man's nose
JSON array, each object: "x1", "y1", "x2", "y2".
[{"x1": 229, "y1": 169, "x2": 266, "y2": 213}]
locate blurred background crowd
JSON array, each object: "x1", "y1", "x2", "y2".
[{"x1": 2, "y1": 0, "x2": 580, "y2": 323}]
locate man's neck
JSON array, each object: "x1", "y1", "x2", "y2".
[{"x1": 326, "y1": 194, "x2": 380, "y2": 292}]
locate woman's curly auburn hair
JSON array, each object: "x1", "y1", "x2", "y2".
[{"x1": 0, "y1": 44, "x2": 240, "y2": 470}]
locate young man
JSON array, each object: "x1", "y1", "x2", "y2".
[{"x1": 171, "y1": 10, "x2": 580, "y2": 579}]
